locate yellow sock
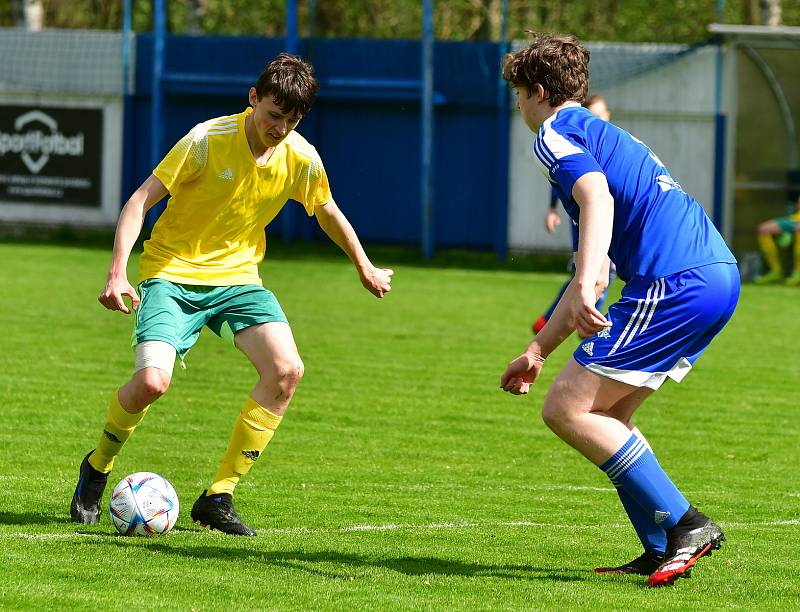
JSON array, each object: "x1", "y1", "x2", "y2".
[
  {"x1": 89, "y1": 390, "x2": 149, "y2": 473},
  {"x1": 208, "y1": 398, "x2": 283, "y2": 495},
  {"x1": 757, "y1": 233, "x2": 782, "y2": 273}
]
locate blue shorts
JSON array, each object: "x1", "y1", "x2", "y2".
[{"x1": 574, "y1": 262, "x2": 740, "y2": 389}]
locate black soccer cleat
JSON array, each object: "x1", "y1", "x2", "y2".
[
  {"x1": 647, "y1": 507, "x2": 725, "y2": 588},
  {"x1": 70, "y1": 451, "x2": 109, "y2": 524},
  {"x1": 190, "y1": 490, "x2": 256, "y2": 536},
  {"x1": 594, "y1": 550, "x2": 665, "y2": 576}
]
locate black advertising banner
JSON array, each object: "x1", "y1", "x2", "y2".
[{"x1": 0, "y1": 105, "x2": 102, "y2": 207}]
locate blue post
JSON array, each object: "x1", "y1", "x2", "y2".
[
  {"x1": 421, "y1": 0, "x2": 434, "y2": 259},
  {"x1": 282, "y1": 0, "x2": 299, "y2": 243},
  {"x1": 285, "y1": 0, "x2": 298, "y2": 53},
  {"x1": 122, "y1": 0, "x2": 132, "y2": 96},
  {"x1": 494, "y1": 0, "x2": 510, "y2": 260},
  {"x1": 121, "y1": 0, "x2": 134, "y2": 203},
  {"x1": 712, "y1": 0, "x2": 726, "y2": 230},
  {"x1": 145, "y1": 0, "x2": 167, "y2": 229},
  {"x1": 308, "y1": 0, "x2": 316, "y2": 39},
  {"x1": 151, "y1": 0, "x2": 165, "y2": 171}
]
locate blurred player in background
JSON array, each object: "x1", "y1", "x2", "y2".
[
  {"x1": 754, "y1": 193, "x2": 800, "y2": 285},
  {"x1": 500, "y1": 34, "x2": 739, "y2": 587},
  {"x1": 71, "y1": 53, "x2": 393, "y2": 536},
  {"x1": 532, "y1": 94, "x2": 617, "y2": 334}
]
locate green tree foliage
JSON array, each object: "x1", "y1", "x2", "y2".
[{"x1": 0, "y1": 0, "x2": 798, "y2": 43}]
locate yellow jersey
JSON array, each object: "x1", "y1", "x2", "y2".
[{"x1": 141, "y1": 108, "x2": 332, "y2": 285}]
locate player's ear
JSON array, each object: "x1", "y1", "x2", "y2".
[
  {"x1": 248, "y1": 87, "x2": 259, "y2": 108},
  {"x1": 535, "y1": 83, "x2": 548, "y2": 103}
]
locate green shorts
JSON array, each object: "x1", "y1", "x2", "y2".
[
  {"x1": 133, "y1": 279, "x2": 288, "y2": 357},
  {"x1": 776, "y1": 215, "x2": 800, "y2": 235}
]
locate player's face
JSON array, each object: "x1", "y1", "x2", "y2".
[
  {"x1": 513, "y1": 86, "x2": 540, "y2": 131},
  {"x1": 587, "y1": 100, "x2": 611, "y2": 121},
  {"x1": 248, "y1": 89, "x2": 301, "y2": 148}
]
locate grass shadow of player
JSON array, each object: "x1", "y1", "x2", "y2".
[
  {"x1": 0, "y1": 511, "x2": 66, "y2": 526},
  {"x1": 134, "y1": 542, "x2": 586, "y2": 583},
  {"x1": 69, "y1": 524, "x2": 197, "y2": 538}
]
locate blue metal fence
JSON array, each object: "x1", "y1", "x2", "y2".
[{"x1": 126, "y1": 35, "x2": 510, "y2": 253}]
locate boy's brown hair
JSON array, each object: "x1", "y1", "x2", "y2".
[
  {"x1": 502, "y1": 34, "x2": 590, "y2": 107},
  {"x1": 255, "y1": 53, "x2": 319, "y2": 117}
]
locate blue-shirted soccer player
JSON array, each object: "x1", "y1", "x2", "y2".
[{"x1": 499, "y1": 34, "x2": 739, "y2": 588}]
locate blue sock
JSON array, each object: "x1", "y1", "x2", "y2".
[
  {"x1": 544, "y1": 279, "x2": 571, "y2": 319},
  {"x1": 615, "y1": 486, "x2": 667, "y2": 554},
  {"x1": 600, "y1": 433, "x2": 689, "y2": 530}
]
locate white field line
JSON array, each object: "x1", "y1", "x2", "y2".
[{"x1": 3, "y1": 519, "x2": 798, "y2": 541}]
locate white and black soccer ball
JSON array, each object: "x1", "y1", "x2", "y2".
[{"x1": 109, "y1": 472, "x2": 179, "y2": 536}]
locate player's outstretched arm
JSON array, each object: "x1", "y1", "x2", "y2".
[
  {"x1": 501, "y1": 174, "x2": 614, "y2": 396},
  {"x1": 98, "y1": 174, "x2": 168, "y2": 314},
  {"x1": 315, "y1": 199, "x2": 394, "y2": 298}
]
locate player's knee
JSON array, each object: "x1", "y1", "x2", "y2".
[
  {"x1": 270, "y1": 358, "x2": 304, "y2": 394},
  {"x1": 756, "y1": 222, "x2": 774, "y2": 235},
  {"x1": 541, "y1": 395, "x2": 570, "y2": 433},
  {"x1": 136, "y1": 368, "x2": 171, "y2": 402}
]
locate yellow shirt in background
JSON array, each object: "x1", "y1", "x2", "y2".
[{"x1": 141, "y1": 108, "x2": 332, "y2": 285}]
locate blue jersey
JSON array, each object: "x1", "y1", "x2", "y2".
[{"x1": 533, "y1": 105, "x2": 736, "y2": 282}]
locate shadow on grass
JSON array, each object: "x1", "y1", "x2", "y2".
[
  {"x1": 0, "y1": 511, "x2": 67, "y2": 526},
  {"x1": 0, "y1": 512, "x2": 202, "y2": 534},
  {"x1": 71, "y1": 525, "x2": 197, "y2": 537},
  {"x1": 126, "y1": 541, "x2": 587, "y2": 583}
]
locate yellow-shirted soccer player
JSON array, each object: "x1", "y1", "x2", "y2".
[
  {"x1": 754, "y1": 193, "x2": 800, "y2": 286},
  {"x1": 70, "y1": 53, "x2": 394, "y2": 535}
]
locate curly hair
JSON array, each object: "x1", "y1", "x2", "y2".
[
  {"x1": 255, "y1": 53, "x2": 319, "y2": 117},
  {"x1": 502, "y1": 34, "x2": 590, "y2": 107}
]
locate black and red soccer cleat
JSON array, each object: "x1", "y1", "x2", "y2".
[
  {"x1": 70, "y1": 450, "x2": 109, "y2": 524},
  {"x1": 646, "y1": 508, "x2": 725, "y2": 588},
  {"x1": 191, "y1": 490, "x2": 256, "y2": 536},
  {"x1": 594, "y1": 550, "x2": 665, "y2": 576}
]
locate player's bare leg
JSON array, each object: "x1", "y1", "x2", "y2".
[
  {"x1": 118, "y1": 367, "x2": 172, "y2": 413},
  {"x1": 191, "y1": 322, "x2": 303, "y2": 535},
  {"x1": 542, "y1": 358, "x2": 723, "y2": 586},
  {"x1": 234, "y1": 321, "x2": 304, "y2": 417},
  {"x1": 541, "y1": 358, "x2": 646, "y2": 465}
]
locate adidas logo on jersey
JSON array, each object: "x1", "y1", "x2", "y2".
[
  {"x1": 582, "y1": 341, "x2": 594, "y2": 357},
  {"x1": 217, "y1": 167, "x2": 234, "y2": 181}
]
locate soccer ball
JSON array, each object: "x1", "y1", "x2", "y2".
[{"x1": 109, "y1": 472, "x2": 179, "y2": 536}]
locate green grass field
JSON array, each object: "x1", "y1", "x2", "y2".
[{"x1": 1, "y1": 242, "x2": 798, "y2": 610}]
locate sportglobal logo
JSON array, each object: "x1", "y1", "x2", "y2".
[{"x1": 0, "y1": 110, "x2": 84, "y2": 174}]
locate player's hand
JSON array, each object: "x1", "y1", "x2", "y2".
[
  {"x1": 500, "y1": 350, "x2": 545, "y2": 395},
  {"x1": 361, "y1": 266, "x2": 394, "y2": 298},
  {"x1": 545, "y1": 209, "x2": 562, "y2": 234},
  {"x1": 98, "y1": 275, "x2": 140, "y2": 314},
  {"x1": 569, "y1": 285, "x2": 610, "y2": 338}
]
